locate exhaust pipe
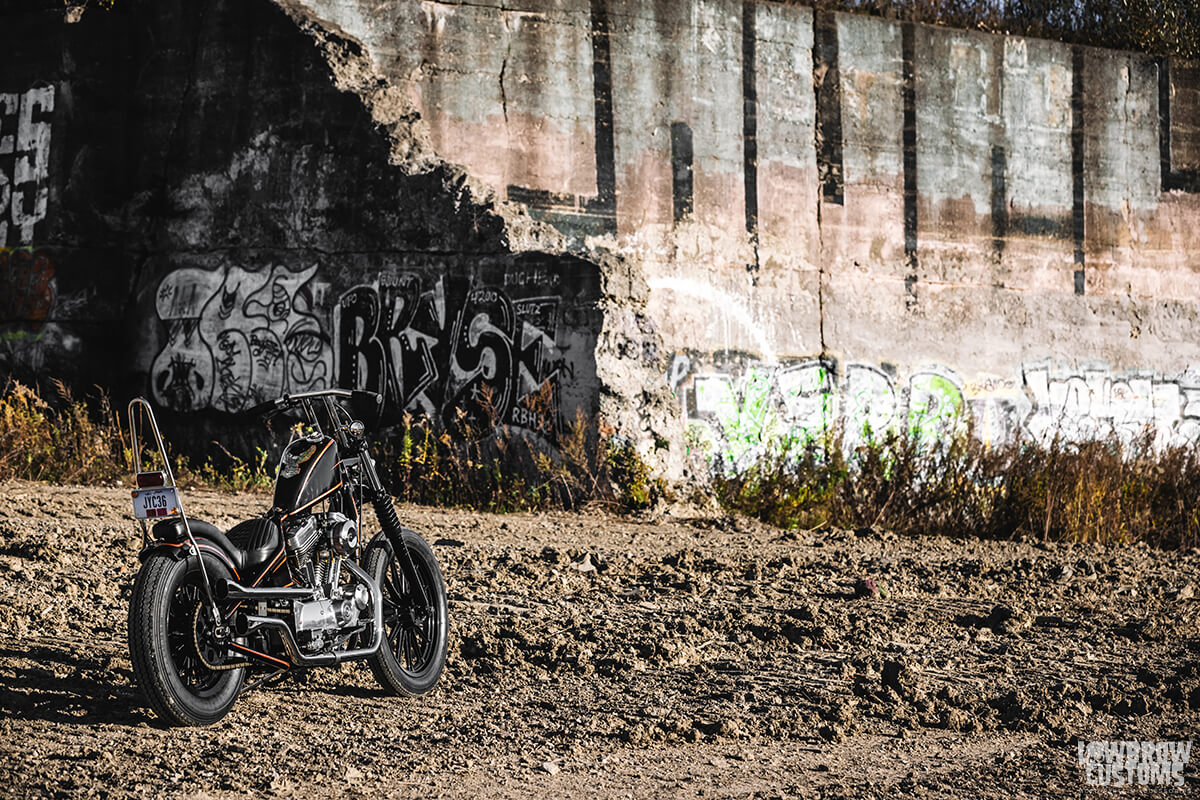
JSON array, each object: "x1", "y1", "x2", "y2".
[
  {"x1": 231, "y1": 561, "x2": 384, "y2": 667},
  {"x1": 214, "y1": 577, "x2": 315, "y2": 601}
]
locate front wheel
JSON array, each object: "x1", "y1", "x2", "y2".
[
  {"x1": 128, "y1": 553, "x2": 244, "y2": 726},
  {"x1": 365, "y1": 530, "x2": 449, "y2": 696}
]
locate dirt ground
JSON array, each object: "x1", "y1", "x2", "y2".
[{"x1": 1, "y1": 479, "x2": 1198, "y2": 798}]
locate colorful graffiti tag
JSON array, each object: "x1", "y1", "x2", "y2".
[
  {"x1": 671, "y1": 355, "x2": 966, "y2": 470},
  {"x1": 151, "y1": 265, "x2": 333, "y2": 412},
  {"x1": 1, "y1": 86, "x2": 54, "y2": 247},
  {"x1": 671, "y1": 353, "x2": 1200, "y2": 469},
  {"x1": 336, "y1": 273, "x2": 571, "y2": 439},
  {"x1": 0, "y1": 245, "x2": 57, "y2": 372},
  {"x1": 0, "y1": 246, "x2": 54, "y2": 329}
]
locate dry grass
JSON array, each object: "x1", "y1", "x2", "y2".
[
  {"x1": 375, "y1": 385, "x2": 666, "y2": 513},
  {"x1": 9, "y1": 380, "x2": 1199, "y2": 548},
  {"x1": 0, "y1": 380, "x2": 274, "y2": 492},
  {"x1": 0, "y1": 381, "x2": 664, "y2": 512},
  {"x1": 0, "y1": 380, "x2": 128, "y2": 485},
  {"x1": 714, "y1": 425, "x2": 1200, "y2": 551}
]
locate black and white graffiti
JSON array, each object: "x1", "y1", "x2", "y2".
[
  {"x1": 151, "y1": 264, "x2": 332, "y2": 412},
  {"x1": 1022, "y1": 363, "x2": 1200, "y2": 448},
  {"x1": 0, "y1": 86, "x2": 54, "y2": 247},
  {"x1": 336, "y1": 273, "x2": 571, "y2": 439}
]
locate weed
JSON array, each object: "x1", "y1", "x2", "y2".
[
  {"x1": 373, "y1": 397, "x2": 655, "y2": 514},
  {"x1": 0, "y1": 380, "x2": 275, "y2": 491},
  {"x1": 14, "y1": 379, "x2": 1196, "y2": 550},
  {"x1": 714, "y1": 423, "x2": 1200, "y2": 551},
  {"x1": 0, "y1": 380, "x2": 658, "y2": 512}
]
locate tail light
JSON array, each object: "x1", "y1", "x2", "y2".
[{"x1": 136, "y1": 471, "x2": 167, "y2": 488}]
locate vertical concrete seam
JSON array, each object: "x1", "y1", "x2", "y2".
[
  {"x1": 588, "y1": 0, "x2": 616, "y2": 233},
  {"x1": 813, "y1": 10, "x2": 844, "y2": 206},
  {"x1": 670, "y1": 122, "x2": 694, "y2": 224},
  {"x1": 1158, "y1": 55, "x2": 1172, "y2": 191},
  {"x1": 901, "y1": 21, "x2": 918, "y2": 310},
  {"x1": 498, "y1": 15, "x2": 511, "y2": 127},
  {"x1": 1156, "y1": 56, "x2": 1200, "y2": 193},
  {"x1": 990, "y1": 37, "x2": 1007, "y2": 263},
  {"x1": 1071, "y1": 45, "x2": 1086, "y2": 296},
  {"x1": 811, "y1": 10, "x2": 830, "y2": 354},
  {"x1": 742, "y1": 0, "x2": 760, "y2": 282}
]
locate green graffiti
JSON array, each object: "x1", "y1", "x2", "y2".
[
  {"x1": 908, "y1": 372, "x2": 966, "y2": 442},
  {"x1": 682, "y1": 360, "x2": 970, "y2": 470},
  {"x1": 777, "y1": 362, "x2": 836, "y2": 451},
  {"x1": 693, "y1": 367, "x2": 777, "y2": 469}
]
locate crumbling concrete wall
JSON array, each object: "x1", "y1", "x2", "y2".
[
  {"x1": 0, "y1": 0, "x2": 605, "y2": 458},
  {"x1": 4, "y1": 0, "x2": 1200, "y2": 476},
  {"x1": 290, "y1": 0, "x2": 1200, "y2": 469}
]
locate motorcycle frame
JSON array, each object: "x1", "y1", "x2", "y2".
[
  {"x1": 128, "y1": 398, "x2": 224, "y2": 625},
  {"x1": 264, "y1": 390, "x2": 431, "y2": 609}
]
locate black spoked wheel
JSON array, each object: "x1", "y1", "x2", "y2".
[
  {"x1": 129, "y1": 553, "x2": 244, "y2": 726},
  {"x1": 365, "y1": 530, "x2": 448, "y2": 696}
]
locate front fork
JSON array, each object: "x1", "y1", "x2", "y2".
[{"x1": 360, "y1": 452, "x2": 431, "y2": 608}]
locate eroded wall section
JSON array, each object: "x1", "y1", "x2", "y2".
[{"x1": 4, "y1": 0, "x2": 1200, "y2": 473}]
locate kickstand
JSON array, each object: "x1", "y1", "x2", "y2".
[{"x1": 240, "y1": 668, "x2": 289, "y2": 696}]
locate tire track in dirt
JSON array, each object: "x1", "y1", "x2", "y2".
[{"x1": 1, "y1": 480, "x2": 1198, "y2": 797}]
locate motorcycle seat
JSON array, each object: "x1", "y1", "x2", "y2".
[
  {"x1": 226, "y1": 517, "x2": 284, "y2": 577},
  {"x1": 151, "y1": 517, "x2": 283, "y2": 580}
]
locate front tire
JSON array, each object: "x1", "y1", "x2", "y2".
[
  {"x1": 128, "y1": 553, "x2": 244, "y2": 726},
  {"x1": 365, "y1": 530, "x2": 449, "y2": 696}
]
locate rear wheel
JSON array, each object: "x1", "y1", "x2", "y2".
[
  {"x1": 128, "y1": 553, "x2": 244, "y2": 726},
  {"x1": 365, "y1": 531, "x2": 449, "y2": 696}
]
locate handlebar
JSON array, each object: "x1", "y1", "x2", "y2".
[{"x1": 241, "y1": 389, "x2": 383, "y2": 420}]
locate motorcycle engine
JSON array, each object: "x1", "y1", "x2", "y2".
[{"x1": 283, "y1": 512, "x2": 368, "y2": 651}]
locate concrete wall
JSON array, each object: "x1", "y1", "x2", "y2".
[
  {"x1": 4, "y1": 0, "x2": 1200, "y2": 474},
  {"x1": 306, "y1": 0, "x2": 1200, "y2": 466},
  {"x1": 0, "y1": 0, "x2": 604, "y2": 456}
]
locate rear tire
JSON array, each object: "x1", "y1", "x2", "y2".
[
  {"x1": 365, "y1": 530, "x2": 449, "y2": 696},
  {"x1": 128, "y1": 553, "x2": 244, "y2": 726}
]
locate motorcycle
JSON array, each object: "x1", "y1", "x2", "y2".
[{"x1": 125, "y1": 389, "x2": 449, "y2": 726}]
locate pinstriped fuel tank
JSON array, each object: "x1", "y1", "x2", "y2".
[{"x1": 273, "y1": 434, "x2": 340, "y2": 518}]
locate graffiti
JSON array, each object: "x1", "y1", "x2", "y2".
[
  {"x1": 151, "y1": 265, "x2": 333, "y2": 412},
  {"x1": 673, "y1": 353, "x2": 1200, "y2": 469},
  {"x1": 673, "y1": 355, "x2": 968, "y2": 470},
  {"x1": 1022, "y1": 364, "x2": 1200, "y2": 449},
  {"x1": 336, "y1": 274, "x2": 572, "y2": 439},
  {"x1": 1, "y1": 86, "x2": 55, "y2": 246}
]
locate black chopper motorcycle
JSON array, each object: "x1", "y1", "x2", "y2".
[{"x1": 125, "y1": 389, "x2": 449, "y2": 726}]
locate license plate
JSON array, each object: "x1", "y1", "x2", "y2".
[{"x1": 131, "y1": 487, "x2": 181, "y2": 520}]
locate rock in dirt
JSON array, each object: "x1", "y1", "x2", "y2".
[
  {"x1": 881, "y1": 659, "x2": 919, "y2": 698},
  {"x1": 853, "y1": 578, "x2": 879, "y2": 599},
  {"x1": 570, "y1": 553, "x2": 607, "y2": 573},
  {"x1": 1050, "y1": 563, "x2": 1073, "y2": 583},
  {"x1": 540, "y1": 761, "x2": 560, "y2": 775},
  {"x1": 985, "y1": 604, "x2": 1033, "y2": 634}
]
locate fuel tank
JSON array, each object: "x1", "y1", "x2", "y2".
[{"x1": 274, "y1": 434, "x2": 341, "y2": 518}]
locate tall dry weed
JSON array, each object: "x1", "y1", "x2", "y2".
[
  {"x1": 715, "y1": 424, "x2": 1200, "y2": 551},
  {"x1": 0, "y1": 379, "x2": 128, "y2": 484}
]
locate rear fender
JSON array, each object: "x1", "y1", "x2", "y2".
[{"x1": 138, "y1": 537, "x2": 243, "y2": 582}]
